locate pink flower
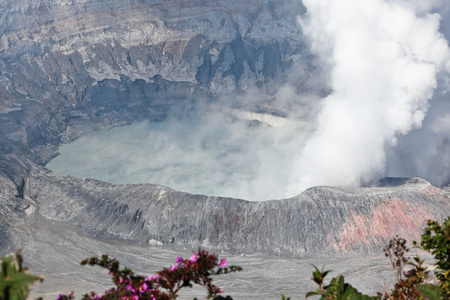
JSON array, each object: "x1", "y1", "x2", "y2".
[
  {"x1": 170, "y1": 264, "x2": 178, "y2": 271},
  {"x1": 219, "y1": 259, "x2": 227, "y2": 267},
  {"x1": 146, "y1": 275, "x2": 158, "y2": 281},
  {"x1": 189, "y1": 254, "x2": 198, "y2": 263},
  {"x1": 176, "y1": 256, "x2": 184, "y2": 264}
]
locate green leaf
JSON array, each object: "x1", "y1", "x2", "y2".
[
  {"x1": 305, "y1": 291, "x2": 320, "y2": 298},
  {"x1": 417, "y1": 284, "x2": 442, "y2": 300},
  {"x1": 0, "y1": 251, "x2": 42, "y2": 300}
]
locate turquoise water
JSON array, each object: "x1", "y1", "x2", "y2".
[{"x1": 46, "y1": 115, "x2": 303, "y2": 201}]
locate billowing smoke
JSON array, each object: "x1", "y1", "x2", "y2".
[
  {"x1": 285, "y1": 0, "x2": 450, "y2": 195},
  {"x1": 48, "y1": 1, "x2": 450, "y2": 201}
]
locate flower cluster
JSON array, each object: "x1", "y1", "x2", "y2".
[{"x1": 56, "y1": 249, "x2": 241, "y2": 300}]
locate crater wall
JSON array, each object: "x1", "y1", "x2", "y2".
[{"x1": 0, "y1": 0, "x2": 449, "y2": 259}]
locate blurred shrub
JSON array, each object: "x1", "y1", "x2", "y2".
[
  {"x1": 57, "y1": 248, "x2": 241, "y2": 300},
  {"x1": 0, "y1": 250, "x2": 43, "y2": 300}
]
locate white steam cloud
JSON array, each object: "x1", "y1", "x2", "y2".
[
  {"x1": 286, "y1": 0, "x2": 450, "y2": 195},
  {"x1": 48, "y1": 1, "x2": 450, "y2": 201}
]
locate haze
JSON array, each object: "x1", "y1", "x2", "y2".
[{"x1": 47, "y1": 0, "x2": 450, "y2": 201}]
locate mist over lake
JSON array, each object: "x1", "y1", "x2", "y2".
[{"x1": 47, "y1": 114, "x2": 307, "y2": 201}]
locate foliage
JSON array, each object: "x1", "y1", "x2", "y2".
[
  {"x1": 0, "y1": 250, "x2": 43, "y2": 300},
  {"x1": 281, "y1": 292, "x2": 291, "y2": 300},
  {"x1": 305, "y1": 265, "x2": 379, "y2": 300},
  {"x1": 382, "y1": 236, "x2": 428, "y2": 299},
  {"x1": 57, "y1": 249, "x2": 241, "y2": 300},
  {"x1": 415, "y1": 218, "x2": 450, "y2": 297}
]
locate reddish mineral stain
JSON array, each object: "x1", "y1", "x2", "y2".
[{"x1": 330, "y1": 199, "x2": 433, "y2": 251}]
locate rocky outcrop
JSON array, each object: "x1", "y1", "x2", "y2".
[
  {"x1": 6, "y1": 167, "x2": 446, "y2": 256},
  {"x1": 0, "y1": 0, "x2": 449, "y2": 261},
  {"x1": 0, "y1": 0, "x2": 320, "y2": 161},
  {"x1": 0, "y1": 0, "x2": 317, "y2": 257},
  {"x1": 0, "y1": 1, "x2": 448, "y2": 298}
]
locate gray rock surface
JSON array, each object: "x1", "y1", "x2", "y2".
[
  {"x1": 15, "y1": 168, "x2": 450, "y2": 256},
  {"x1": 21, "y1": 213, "x2": 396, "y2": 300},
  {"x1": 0, "y1": 0, "x2": 449, "y2": 298}
]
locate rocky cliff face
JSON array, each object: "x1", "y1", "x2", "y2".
[
  {"x1": 0, "y1": 0, "x2": 321, "y2": 159},
  {"x1": 0, "y1": 0, "x2": 449, "y2": 263},
  {"x1": 19, "y1": 170, "x2": 450, "y2": 256}
]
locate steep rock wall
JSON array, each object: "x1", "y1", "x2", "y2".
[
  {"x1": 0, "y1": 0, "x2": 449, "y2": 259},
  {"x1": 14, "y1": 168, "x2": 450, "y2": 256}
]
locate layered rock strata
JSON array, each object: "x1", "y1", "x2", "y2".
[{"x1": 0, "y1": 0, "x2": 449, "y2": 261}]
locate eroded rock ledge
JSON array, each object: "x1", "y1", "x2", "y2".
[{"x1": 0, "y1": 0, "x2": 449, "y2": 258}]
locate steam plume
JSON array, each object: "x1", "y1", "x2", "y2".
[
  {"x1": 286, "y1": 0, "x2": 450, "y2": 195},
  {"x1": 48, "y1": 1, "x2": 450, "y2": 201}
]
